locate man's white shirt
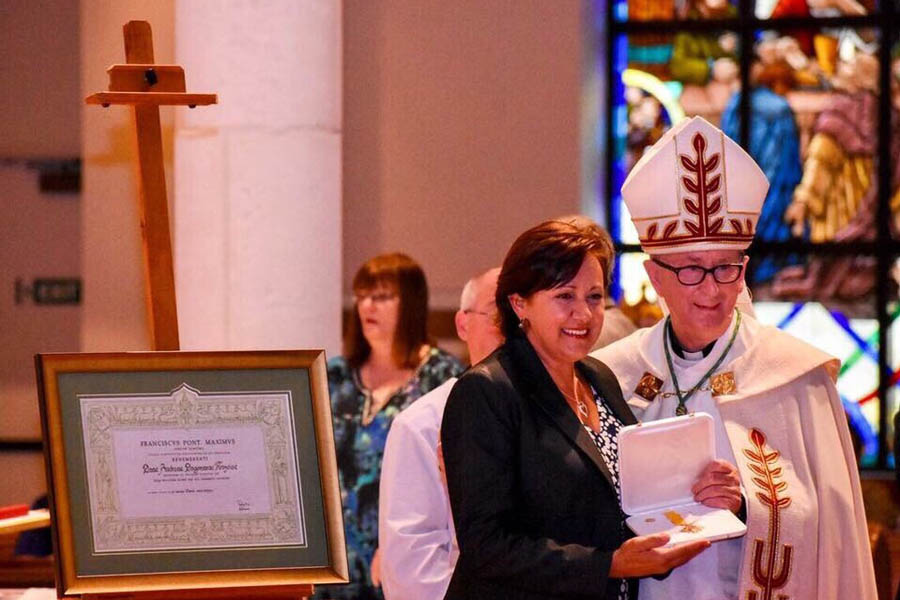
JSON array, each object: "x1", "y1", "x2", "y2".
[{"x1": 379, "y1": 378, "x2": 458, "y2": 600}]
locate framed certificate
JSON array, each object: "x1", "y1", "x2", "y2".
[{"x1": 35, "y1": 350, "x2": 348, "y2": 597}]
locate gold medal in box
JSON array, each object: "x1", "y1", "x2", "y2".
[{"x1": 617, "y1": 412, "x2": 746, "y2": 546}]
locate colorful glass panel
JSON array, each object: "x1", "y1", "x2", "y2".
[
  {"x1": 614, "y1": 27, "x2": 742, "y2": 180},
  {"x1": 757, "y1": 0, "x2": 879, "y2": 19},
  {"x1": 612, "y1": 0, "x2": 739, "y2": 22},
  {"x1": 744, "y1": 28, "x2": 884, "y2": 312},
  {"x1": 755, "y1": 301, "x2": 880, "y2": 466},
  {"x1": 750, "y1": 27, "x2": 881, "y2": 239},
  {"x1": 610, "y1": 30, "x2": 741, "y2": 300}
]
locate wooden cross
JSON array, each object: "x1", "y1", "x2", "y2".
[{"x1": 85, "y1": 21, "x2": 217, "y2": 351}]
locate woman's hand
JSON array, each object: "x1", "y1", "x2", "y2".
[
  {"x1": 692, "y1": 458, "x2": 742, "y2": 513},
  {"x1": 609, "y1": 533, "x2": 709, "y2": 578}
]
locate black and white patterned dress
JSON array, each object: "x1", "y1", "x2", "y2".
[{"x1": 583, "y1": 386, "x2": 630, "y2": 600}]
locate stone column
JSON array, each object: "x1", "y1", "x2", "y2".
[{"x1": 173, "y1": 1, "x2": 343, "y2": 357}]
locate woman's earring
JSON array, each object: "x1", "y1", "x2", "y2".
[{"x1": 518, "y1": 318, "x2": 530, "y2": 330}]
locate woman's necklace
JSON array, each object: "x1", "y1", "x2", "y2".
[
  {"x1": 663, "y1": 308, "x2": 741, "y2": 416},
  {"x1": 561, "y1": 377, "x2": 590, "y2": 424},
  {"x1": 359, "y1": 362, "x2": 413, "y2": 425}
]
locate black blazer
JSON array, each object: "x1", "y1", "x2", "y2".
[{"x1": 441, "y1": 334, "x2": 638, "y2": 600}]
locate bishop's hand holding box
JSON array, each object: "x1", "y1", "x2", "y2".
[{"x1": 618, "y1": 412, "x2": 746, "y2": 546}]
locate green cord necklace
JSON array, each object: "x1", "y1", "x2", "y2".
[{"x1": 664, "y1": 308, "x2": 742, "y2": 416}]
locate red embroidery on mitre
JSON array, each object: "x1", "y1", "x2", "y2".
[
  {"x1": 743, "y1": 428, "x2": 793, "y2": 600},
  {"x1": 639, "y1": 131, "x2": 756, "y2": 249}
]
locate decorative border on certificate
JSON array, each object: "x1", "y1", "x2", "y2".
[{"x1": 80, "y1": 384, "x2": 306, "y2": 553}]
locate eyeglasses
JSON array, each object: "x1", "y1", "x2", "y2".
[
  {"x1": 354, "y1": 291, "x2": 398, "y2": 304},
  {"x1": 652, "y1": 258, "x2": 744, "y2": 286}
]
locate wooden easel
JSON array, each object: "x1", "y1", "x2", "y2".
[
  {"x1": 85, "y1": 20, "x2": 217, "y2": 352},
  {"x1": 84, "y1": 21, "x2": 315, "y2": 600}
]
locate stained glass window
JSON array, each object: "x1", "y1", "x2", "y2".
[{"x1": 599, "y1": 0, "x2": 900, "y2": 469}]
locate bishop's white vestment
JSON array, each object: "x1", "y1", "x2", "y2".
[{"x1": 592, "y1": 311, "x2": 876, "y2": 600}]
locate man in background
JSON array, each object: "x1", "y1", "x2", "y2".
[{"x1": 377, "y1": 268, "x2": 502, "y2": 600}]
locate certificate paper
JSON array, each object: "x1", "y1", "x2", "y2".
[{"x1": 79, "y1": 384, "x2": 307, "y2": 553}]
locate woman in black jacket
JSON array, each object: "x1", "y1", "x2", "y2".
[{"x1": 440, "y1": 220, "x2": 711, "y2": 599}]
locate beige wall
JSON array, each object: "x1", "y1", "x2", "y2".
[
  {"x1": 343, "y1": 0, "x2": 583, "y2": 309},
  {"x1": 0, "y1": 165, "x2": 81, "y2": 506},
  {"x1": 0, "y1": 1, "x2": 83, "y2": 505},
  {"x1": 0, "y1": 0, "x2": 81, "y2": 158}
]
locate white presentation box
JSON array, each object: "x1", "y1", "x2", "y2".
[{"x1": 617, "y1": 412, "x2": 746, "y2": 546}]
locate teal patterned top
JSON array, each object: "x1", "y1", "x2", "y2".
[{"x1": 314, "y1": 347, "x2": 464, "y2": 600}]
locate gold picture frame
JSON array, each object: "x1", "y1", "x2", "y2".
[{"x1": 35, "y1": 350, "x2": 348, "y2": 598}]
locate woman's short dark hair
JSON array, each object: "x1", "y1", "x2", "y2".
[
  {"x1": 496, "y1": 219, "x2": 614, "y2": 339},
  {"x1": 346, "y1": 252, "x2": 431, "y2": 369}
]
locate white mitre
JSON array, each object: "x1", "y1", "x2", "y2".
[{"x1": 621, "y1": 116, "x2": 769, "y2": 255}]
